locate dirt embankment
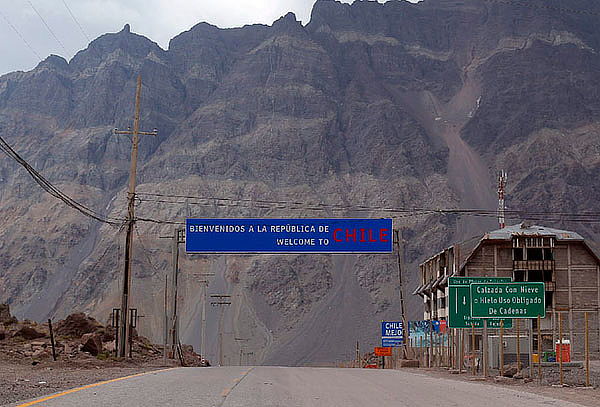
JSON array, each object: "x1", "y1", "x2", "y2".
[{"x1": 0, "y1": 304, "x2": 202, "y2": 406}]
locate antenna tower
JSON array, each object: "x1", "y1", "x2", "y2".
[{"x1": 497, "y1": 170, "x2": 507, "y2": 228}]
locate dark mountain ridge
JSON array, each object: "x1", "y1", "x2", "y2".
[{"x1": 1, "y1": 0, "x2": 599, "y2": 365}]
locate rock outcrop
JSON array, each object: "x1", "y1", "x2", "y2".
[{"x1": 1, "y1": 0, "x2": 600, "y2": 365}]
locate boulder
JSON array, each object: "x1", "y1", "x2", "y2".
[
  {"x1": 103, "y1": 340, "x2": 116, "y2": 352},
  {"x1": 502, "y1": 365, "x2": 518, "y2": 377},
  {"x1": 55, "y1": 313, "x2": 103, "y2": 337},
  {"x1": 0, "y1": 304, "x2": 17, "y2": 325},
  {"x1": 13, "y1": 326, "x2": 46, "y2": 340},
  {"x1": 81, "y1": 333, "x2": 103, "y2": 356},
  {"x1": 398, "y1": 359, "x2": 420, "y2": 368}
]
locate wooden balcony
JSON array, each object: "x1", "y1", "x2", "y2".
[{"x1": 513, "y1": 260, "x2": 555, "y2": 271}]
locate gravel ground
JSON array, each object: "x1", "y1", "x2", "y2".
[
  {"x1": 0, "y1": 358, "x2": 174, "y2": 406},
  {"x1": 413, "y1": 365, "x2": 600, "y2": 407}
]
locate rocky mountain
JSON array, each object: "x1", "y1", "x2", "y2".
[{"x1": 1, "y1": 0, "x2": 600, "y2": 365}]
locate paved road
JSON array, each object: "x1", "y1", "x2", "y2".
[{"x1": 15, "y1": 367, "x2": 584, "y2": 407}]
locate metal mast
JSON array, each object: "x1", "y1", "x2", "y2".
[{"x1": 497, "y1": 170, "x2": 507, "y2": 228}]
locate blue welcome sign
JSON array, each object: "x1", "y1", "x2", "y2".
[
  {"x1": 381, "y1": 321, "x2": 404, "y2": 347},
  {"x1": 185, "y1": 218, "x2": 393, "y2": 253}
]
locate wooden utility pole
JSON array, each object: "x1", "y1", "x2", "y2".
[
  {"x1": 471, "y1": 323, "x2": 476, "y2": 375},
  {"x1": 114, "y1": 75, "x2": 158, "y2": 358},
  {"x1": 356, "y1": 341, "x2": 360, "y2": 368},
  {"x1": 394, "y1": 229, "x2": 408, "y2": 358},
  {"x1": 499, "y1": 320, "x2": 504, "y2": 376},
  {"x1": 169, "y1": 228, "x2": 185, "y2": 355},
  {"x1": 163, "y1": 274, "x2": 168, "y2": 365},
  {"x1": 516, "y1": 319, "x2": 521, "y2": 373},
  {"x1": 192, "y1": 272, "x2": 214, "y2": 360}
]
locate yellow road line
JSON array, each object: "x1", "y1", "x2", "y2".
[
  {"x1": 17, "y1": 367, "x2": 178, "y2": 407},
  {"x1": 220, "y1": 368, "x2": 253, "y2": 400}
]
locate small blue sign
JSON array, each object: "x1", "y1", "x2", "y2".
[
  {"x1": 381, "y1": 321, "x2": 404, "y2": 347},
  {"x1": 185, "y1": 218, "x2": 393, "y2": 253}
]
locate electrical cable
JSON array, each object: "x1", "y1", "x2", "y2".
[
  {"x1": 0, "y1": 9, "x2": 42, "y2": 60},
  {"x1": 61, "y1": 0, "x2": 91, "y2": 42},
  {"x1": 0, "y1": 134, "x2": 124, "y2": 226},
  {"x1": 27, "y1": 0, "x2": 68, "y2": 53}
]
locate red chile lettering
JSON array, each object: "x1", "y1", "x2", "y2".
[
  {"x1": 379, "y1": 229, "x2": 390, "y2": 242},
  {"x1": 333, "y1": 228, "x2": 343, "y2": 242}
]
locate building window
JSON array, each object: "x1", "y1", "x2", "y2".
[
  {"x1": 527, "y1": 248, "x2": 544, "y2": 261},
  {"x1": 514, "y1": 270, "x2": 526, "y2": 282},
  {"x1": 543, "y1": 270, "x2": 553, "y2": 282},
  {"x1": 513, "y1": 248, "x2": 524, "y2": 261},
  {"x1": 528, "y1": 269, "x2": 543, "y2": 282},
  {"x1": 543, "y1": 248, "x2": 553, "y2": 260}
]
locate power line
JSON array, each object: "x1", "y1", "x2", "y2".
[
  {"x1": 134, "y1": 192, "x2": 600, "y2": 224},
  {"x1": 0, "y1": 134, "x2": 123, "y2": 226},
  {"x1": 61, "y1": 0, "x2": 91, "y2": 42},
  {"x1": 0, "y1": 9, "x2": 42, "y2": 60},
  {"x1": 27, "y1": 0, "x2": 68, "y2": 54}
]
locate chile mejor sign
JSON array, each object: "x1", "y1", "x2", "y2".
[
  {"x1": 381, "y1": 321, "x2": 404, "y2": 347},
  {"x1": 185, "y1": 218, "x2": 393, "y2": 253}
]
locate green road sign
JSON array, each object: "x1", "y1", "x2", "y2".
[
  {"x1": 470, "y1": 282, "x2": 545, "y2": 319},
  {"x1": 448, "y1": 277, "x2": 512, "y2": 328}
]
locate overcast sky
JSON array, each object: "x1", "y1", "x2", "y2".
[{"x1": 0, "y1": 0, "x2": 419, "y2": 76}]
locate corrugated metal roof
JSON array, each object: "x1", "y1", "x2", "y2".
[{"x1": 484, "y1": 223, "x2": 584, "y2": 241}]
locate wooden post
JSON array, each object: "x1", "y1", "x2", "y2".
[
  {"x1": 537, "y1": 315, "x2": 542, "y2": 385},
  {"x1": 559, "y1": 312, "x2": 564, "y2": 386},
  {"x1": 585, "y1": 312, "x2": 590, "y2": 387},
  {"x1": 429, "y1": 326, "x2": 433, "y2": 368},
  {"x1": 499, "y1": 319, "x2": 504, "y2": 376},
  {"x1": 471, "y1": 323, "x2": 476, "y2": 375},
  {"x1": 460, "y1": 329, "x2": 464, "y2": 373},
  {"x1": 516, "y1": 319, "x2": 521, "y2": 373},
  {"x1": 48, "y1": 319, "x2": 57, "y2": 361},
  {"x1": 529, "y1": 319, "x2": 533, "y2": 378},
  {"x1": 419, "y1": 336, "x2": 423, "y2": 366},
  {"x1": 483, "y1": 320, "x2": 488, "y2": 377}
]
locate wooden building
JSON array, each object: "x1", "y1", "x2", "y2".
[{"x1": 413, "y1": 222, "x2": 600, "y2": 358}]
